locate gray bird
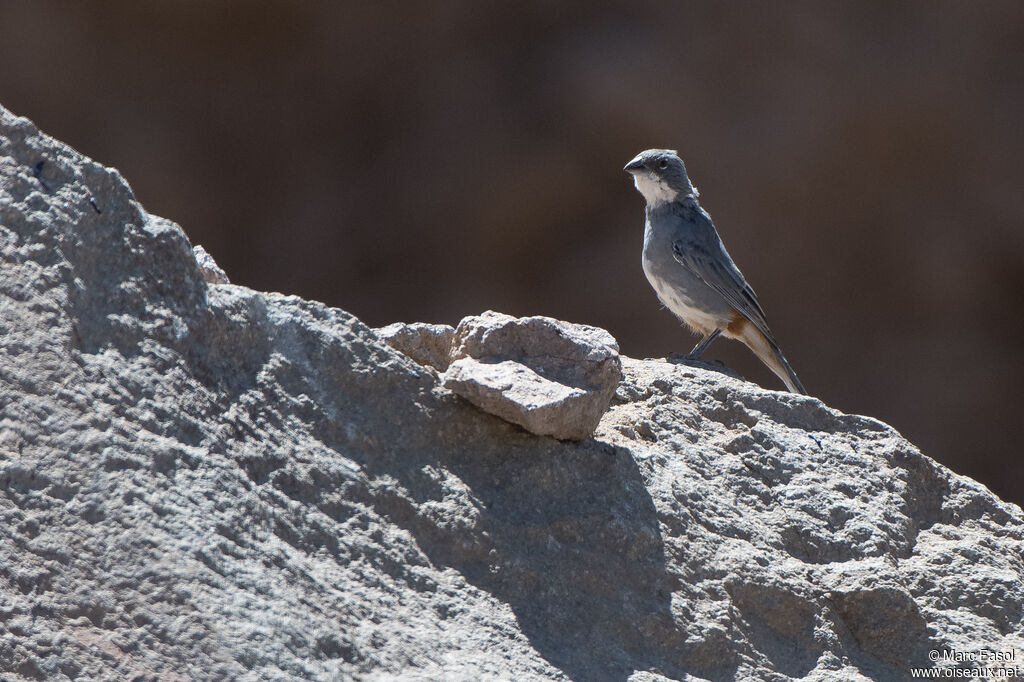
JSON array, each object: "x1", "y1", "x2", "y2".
[{"x1": 624, "y1": 149, "x2": 806, "y2": 394}]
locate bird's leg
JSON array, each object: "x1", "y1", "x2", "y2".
[{"x1": 686, "y1": 329, "x2": 721, "y2": 360}]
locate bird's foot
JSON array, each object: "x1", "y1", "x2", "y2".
[{"x1": 667, "y1": 351, "x2": 704, "y2": 363}]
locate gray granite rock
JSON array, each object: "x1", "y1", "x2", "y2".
[
  {"x1": 380, "y1": 313, "x2": 622, "y2": 440},
  {"x1": 442, "y1": 311, "x2": 623, "y2": 440},
  {"x1": 450, "y1": 310, "x2": 621, "y2": 391},
  {"x1": 2, "y1": 104, "x2": 1023, "y2": 681},
  {"x1": 441, "y1": 357, "x2": 594, "y2": 440},
  {"x1": 192, "y1": 244, "x2": 230, "y2": 285},
  {"x1": 375, "y1": 321, "x2": 455, "y2": 372}
]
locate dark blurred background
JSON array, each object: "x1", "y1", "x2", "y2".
[{"x1": 2, "y1": 2, "x2": 1022, "y2": 507}]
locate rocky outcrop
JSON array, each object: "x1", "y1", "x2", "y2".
[{"x1": 1, "y1": 105, "x2": 1022, "y2": 681}]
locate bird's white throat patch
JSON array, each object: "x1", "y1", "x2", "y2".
[{"x1": 633, "y1": 172, "x2": 678, "y2": 206}]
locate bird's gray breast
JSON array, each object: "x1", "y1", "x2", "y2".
[{"x1": 641, "y1": 210, "x2": 734, "y2": 330}]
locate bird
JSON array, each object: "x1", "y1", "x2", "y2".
[{"x1": 624, "y1": 148, "x2": 806, "y2": 394}]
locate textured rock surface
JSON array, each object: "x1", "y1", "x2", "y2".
[
  {"x1": 379, "y1": 314, "x2": 622, "y2": 440},
  {"x1": 375, "y1": 321, "x2": 455, "y2": 372},
  {"x1": 442, "y1": 357, "x2": 592, "y2": 440},
  {"x1": 2, "y1": 105, "x2": 1024, "y2": 681},
  {"x1": 442, "y1": 311, "x2": 622, "y2": 440},
  {"x1": 192, "y1": 244, "x2": 230, "y2": 285}
]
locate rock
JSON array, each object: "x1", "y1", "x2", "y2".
[
  {"x1": 381, "y1": 313, "x2": 622, "y2": 440},
  {"x1": 192, "y1": 244, "x2": 230, "y2": 284},
  {"x1": 442, "y1": 357, "x2": 593, "y2": 440},
  {"x1": 442, "y1": 311, "x2": 622, "y2": 440},
  {"x1": 2, "y1": 103, "x2": 1023, "y2": 681},
  {"x1": 375, "y1": 321, "x2": 455, "y2": 371},
  {"x1": 450, "y1": 310, "x2": 620, "y2": 381}
]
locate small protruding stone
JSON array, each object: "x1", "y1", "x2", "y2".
[
  {"x1": 440, "y1": 311, "x2": 622, "y2": 440},
  {"x1": 442, "y1": 357, "x2": 594, "y2": 440},
  {"x1": 192, "y1": 244, "x2": 230, "y2": 285},
  {"x1": 375, "y1": 322, "x2": 456, "y2": 371}
]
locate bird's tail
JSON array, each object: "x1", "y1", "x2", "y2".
[{"x1": 736, "y1": 323, "x2": 807, "y2": 394}]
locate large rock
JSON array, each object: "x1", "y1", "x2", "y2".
[{"x1": 1, "y1": 104, "x2": 1023, "y2": 681}]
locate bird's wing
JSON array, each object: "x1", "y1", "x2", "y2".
[{"x1": 671, "y1": 233, "x2": 775, "y2": 342}]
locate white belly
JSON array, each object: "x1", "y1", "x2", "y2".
[{"x1": 644, "y1": 267, "x2": 725, "y2": 335}]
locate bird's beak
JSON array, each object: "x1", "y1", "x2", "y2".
[{"x1": 623, "y1": 157, "x2": 645, "y2": 173}]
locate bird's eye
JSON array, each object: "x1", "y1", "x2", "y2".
[{"x1": 658, "y1": 159, "x2": 669, "y2": 169}]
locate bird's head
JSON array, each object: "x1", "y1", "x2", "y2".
[{"x1": 624, "y1": 149, "x2": 697, "y2": 206}]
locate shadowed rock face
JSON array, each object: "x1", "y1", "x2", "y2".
[{"x1": 1, "y1": 105, "x2": 1023, "y2": 681}]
